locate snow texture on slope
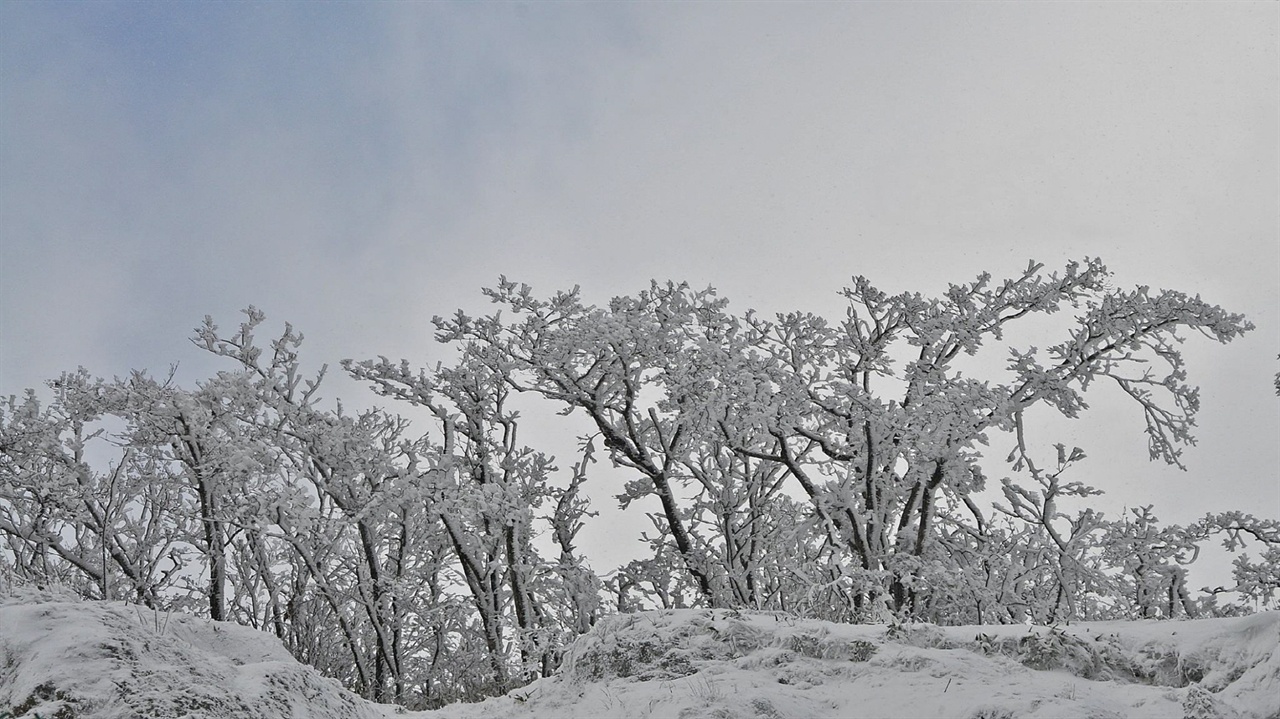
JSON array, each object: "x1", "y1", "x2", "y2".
[
  {"x1": 419, "y1": 609, "x2": 1280, "y2": 719},
  {"x1": 0, "y1": 589, "x2": 382, "y2": 719},
  {"x1": 2, "y1": 590, "x2": 1277, "y2": 719}
]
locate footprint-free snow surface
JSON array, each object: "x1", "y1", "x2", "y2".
[{"x1": 2, "y1": 591, "x2": 1277, "y2": 718}]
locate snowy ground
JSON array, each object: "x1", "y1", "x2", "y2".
[
  {"x1": 2, "y1": 590, "x2": 1277, "y2": 719},
  {"x1": 420, "y1": 609, "x2": 1280, "y2": 719},
  {"x1": 0, "y1": 588, "x2": 383, "y2": 719}
]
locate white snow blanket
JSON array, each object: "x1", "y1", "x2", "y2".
[
  {"x1": 0, "y1": 590, "x2": 382, "y2": 719},
  {"x1": 2, "y1": 592, "x2": 1277, "y2": 719},
  {"x1": 423, "y1": 608, "x2": 1280, "y2": 719}
]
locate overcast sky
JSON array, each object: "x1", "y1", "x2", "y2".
[{"x1": 2, "y1": 2, "x2": 1276, "y2": 576}]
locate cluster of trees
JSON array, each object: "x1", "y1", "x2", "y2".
[
  {"x1": 2, "y1": 259, "x2": 1277, "y2": 708},
  {"x1": 0, "y1": 312, "x2": 597, "y2": 706}
]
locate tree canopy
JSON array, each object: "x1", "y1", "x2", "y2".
[{"x1": 2, "y1": 258, "x2": 1274, "y2": 709}]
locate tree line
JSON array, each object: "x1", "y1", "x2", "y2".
[{"x1": 2, "y1": 259, "x2": 1276, "y2": 708}]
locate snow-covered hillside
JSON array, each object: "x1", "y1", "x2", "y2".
[
  {"x1": 3, "y1": 590, "x2": 1277, "y2": 719},
  {"x1": 0, "y1": 589, "x2": 383, "y2": 719},
  {"x1": 420, "y1": 608, "x2": 1280, "y2": 719}
]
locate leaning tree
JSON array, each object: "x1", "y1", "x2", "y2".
[{"x1": 432, "y1": 259, "x2": 1256, "y2": 620}]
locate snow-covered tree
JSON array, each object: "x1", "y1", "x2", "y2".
[
  {"x1": 1, "y1": 258, "x2": 1272, "y2": 713},
  {"x1": 0, "y1": 371, "x2": 186, "y2": 606},
  {"x1": 347, "y1": 348, "x2": 605, "y2": 693},
  {"x1": 436, "y1": 259, "x2": 1255, "y2": 621},
  {"x1": 434, "y1": 281, "x2": 741, "y2": 606}
]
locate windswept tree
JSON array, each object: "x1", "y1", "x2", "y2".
[
  {"x1": 0, "y1": 258, "x2": 1272, "y2": 712},
  {"x1": 436, "y1": 259, "x2": 1255, "y2": 620}
]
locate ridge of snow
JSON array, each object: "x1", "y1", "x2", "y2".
[
  {"x1": 0, "y1": 589, "x2": 383, "y2": 719},
  {"x1": 2, "y1": 590, "x2": 1277, "y2": 719},
  {"x1": 418, "y1": 609, "x2": 1280, "y2": 719}
]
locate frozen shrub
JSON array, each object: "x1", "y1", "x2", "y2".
[
  {"x1": 783, "y1": 629, "x2": 876, "y2": 662},
  {"x1": 1182, "y1": 684, "x2": 1240, "y2": 719},
  {"x1": 885, "y1": 622, "x2": 952, "y2": 650},
  {"x1": 892, "y1": 654, "x2": 935, "y2": 672},
  {"x1": 1017, "y1": 628, "x2": 1084, "y2": 671},
  {"x1": 711, "y1": 619, "x2": 769, "y2": 657},
  {"x1": 571, "y1": 635, "x2": 699, "y2": 681},
  {"x1": 750, "y1": 697, "x2": 784, "y2": 718},
  {"x1": 966, "y1": 706, "x2": 1017, "y2": 719}
]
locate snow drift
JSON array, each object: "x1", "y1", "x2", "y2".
[
  {"x1": 424, "y1": 608, "x2": 1280, "y2": 719},
  {"x1": 0, "y1": 589, "x2": 381, "y2": 719},
  {"x1": 2, "y1": 591, "x2": 1277, "y2": 719}
]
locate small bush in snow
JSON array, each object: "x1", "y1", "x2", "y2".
[
  {"x1": 886, "y1": 622, "x2": 952, "y2": 650},
  {"x1": 1182, "y1": 684, "x2": 1239, "y2": 719},
  {"x1": 783, "y1": 629, "x2": 876, "y2": 662},
  {"x1": 966, "y1": 706, "x2": 1017, "y2": 719}
]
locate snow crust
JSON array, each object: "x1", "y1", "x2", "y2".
[
  {"x1": 423, "y1": 609, "x2": 1280, "y2": 719},
  {"x1": 0, "y1": 589, "x2": 382, "y2": 719},
  {"x1": 2, "y1": 590, "x2": 1277, "y2": 719}
]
